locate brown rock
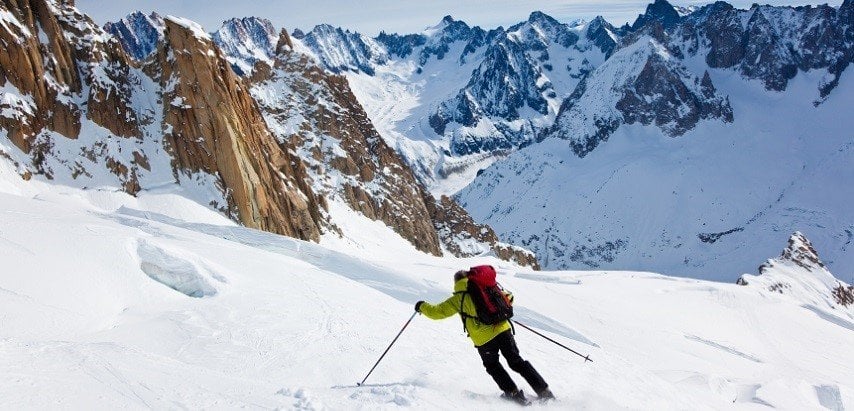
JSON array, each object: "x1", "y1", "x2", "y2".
[
  {"x1": 0, "y1": 0, "x2": 82, "y2": 147},
  {"x1": 155, "y1": 18, "x2": 323, "y2": 241},
  {"x1": 0, "y1": 0, "x2": 145, "y2": 148}
]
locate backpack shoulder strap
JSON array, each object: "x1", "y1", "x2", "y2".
[{"x1": 454, "y1": 290, "x2": 474, "y2": 335}]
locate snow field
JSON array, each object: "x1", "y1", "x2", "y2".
[{"x1": 0, "y1": 164, "x2": 851, "y2": 409}]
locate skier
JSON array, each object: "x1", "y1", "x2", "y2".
[{"x1": 415, "y1": 268, "x2": 554, "y2": 405}]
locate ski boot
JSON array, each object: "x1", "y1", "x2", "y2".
[
  {"x1": 536, "y1": 388, "x2": 556, "y2": 402},
  {"x1": 501, "y1": 389, "x2": 531, "y2": 406}
]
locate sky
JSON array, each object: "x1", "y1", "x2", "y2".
[{"x1": 76, "y1": 0, "x2": 844, "y2": 35}]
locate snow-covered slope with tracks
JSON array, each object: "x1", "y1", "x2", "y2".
[{"x1": 0, "y1": 153, "x2": 852, "y2": 410}]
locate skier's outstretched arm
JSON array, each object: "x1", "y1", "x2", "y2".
[{"x1": 417, "y1": 294, "x2": 461, "y2": 320}]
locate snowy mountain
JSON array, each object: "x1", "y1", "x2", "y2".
[
  {"x1": 298, "y1": 12, "x2": 616, "y2": 190},
  {"x1": 89, "y1": 1, "x2": 854, "y2": 278},
  {"x1": 669, "y1": 1, "x2": 853, "y2": 99},
  {"x1": 246, "y1": 32, "x2": 535, "y2": 264},
  {"x1": 288, "y1": 1, "x2": 851, "y2": 196},
  {"x1": 458, "y1": 69, "x2": 853, "y2": 278},
  {"x1": 550, "y1": 30, "x2": 733, "y2": 157},
  {"x1": 454, "y1": 1, "x2": 854, "y2": 278},
  {"x1": 295, "y1": 24, "x2": 388, "y2": 75},
  {"x1": 0, "y1": 0, "x2": 535, "y2": 267},
  {"x1": 103, "y1": 11, "x2": 164, "y2": 60},
  {"x1": 211, "y1": 17, "x2": 278, "y2": 75},
  {"x1": 3, "y1": 1, "x2": 854, "y2": 408}
]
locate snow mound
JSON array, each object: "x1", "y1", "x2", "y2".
[{"x1": 136, "y1": 239, "x2": 220, "y2": 297}]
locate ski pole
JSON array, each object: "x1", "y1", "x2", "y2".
[
  {"x1": 514, "y1": 321, "x2": 592, "y2": 363},
  {"x1": 357, "y1": 311, "x2": 418, "y2": 386}
]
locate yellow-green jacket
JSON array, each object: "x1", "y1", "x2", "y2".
[{"x1": 419, "y1": 277, "x2": 512, "y2": 346}]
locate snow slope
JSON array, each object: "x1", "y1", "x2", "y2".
[{"x1": 1, "y1": 151, "x2": 852, "y2": 410}]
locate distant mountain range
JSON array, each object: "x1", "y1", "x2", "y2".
[{"x1": 3, "y1": 0, "x2": 852, "y2": 279}]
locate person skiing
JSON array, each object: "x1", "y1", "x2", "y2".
[{"x1": 415, "y1": 267, "x2": 554, "y2": 405}]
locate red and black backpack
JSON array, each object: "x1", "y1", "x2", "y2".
[{"x1": 458, "y1": 265, "x2": 514, "y2": 329}]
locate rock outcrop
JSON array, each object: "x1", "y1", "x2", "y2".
[
  {"x1": 1, "y1": 0, "x2": 144, "y2": 185},
  {"x1": 1, "y1": 2, "x2": 324, "y2": 241},
  {"x1": 154, "y1": 17, "x2": 322, "y2": 241},
  {"x1": 738, "y1": 232, "x2": 853, "y2": 311},
  {"x1": 1, "y1": 0, "x2": 83, "y2": 150}
]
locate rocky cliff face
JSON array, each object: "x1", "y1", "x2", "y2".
[
  {"x1": 248, "y1": 36, "x2": 440, "y2": 254},
  {"x1": 153, "y1": 17, "x2": 323, "y2": 241},
  {"x1": 0, "y1": 1, "x2": 324, "y2": 242},
  {"x1": 1, "y1": 0, "x2": 144, "y2": 183},
  {"x1": 2, "y1": 0, "x2": 84, "y2": 149}
]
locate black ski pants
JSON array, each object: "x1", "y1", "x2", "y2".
[{"x1": 476, "y1": 329, "x2": 548, "y2": 394}]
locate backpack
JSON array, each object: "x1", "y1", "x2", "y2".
[{"x1": 460, "y1": 265, "x2": 513, "y2": 326}]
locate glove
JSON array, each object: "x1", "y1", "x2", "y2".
[{"x1": 415, "y1": 301, "x2": 425, "y2": 312}]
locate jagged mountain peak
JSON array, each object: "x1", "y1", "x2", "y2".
[
  {"x1": 298, "y1": 23, "x2": 387, "y2": 75},
  {"x1": 550, "y1": 35, "x2": 732, "y2": 156},
  {"x1": 632, "y1": 0, "x2": 681, "y2": 30},
  {"x1": 527, "y1": 11, "x2": 560, "y2": 25},
  {"x1": 211, "y1": 16, "x2": 277, "y2": 75},
  {"x1": 425, "y1": 14, "x2": 470, "y2": 35},
  {"x1": 777, "y1": 232, "x2": 827, "y2": 272},
  {"x1": 507, "y1": 10, "x2": 579, "y2": 49},
  {"x1": 738, "y1": 233, "x2": 853, "y2": 311},
  {"x1": 413, "y1": 14, "x2": 485, "y2": 67},
  {"x1": 584, "y1": 15, "x2": 620, "y2": 56},
  {"x1": 104, "y1": 11, "x2": 164, "y2": 60}
]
